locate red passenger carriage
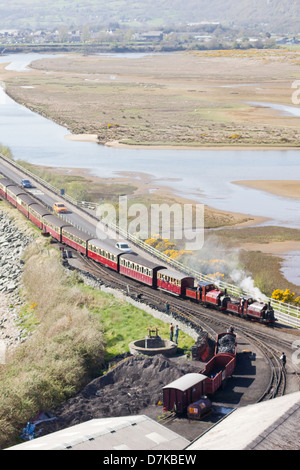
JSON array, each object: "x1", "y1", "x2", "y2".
[
  {"x1": 28, "y1": 203, "x2": 51, "y2": 230},
  {"x1": 15, "y1": 194, "x2": 36, "y2": 217},
  {"x1": 0, "y1": 177, "x2": 14, "y2": 198},
  {"x1": 119, "y1": 252, "x2": 165, "y2": 286},
  {"x1": 87, "y1": 239, "x2": 123, "y2": 271},
  {"x1": 157, "y1": 268, "x2": 194, "y2": 296},
  {"x1": 5, "y1": 185, "x2": 26, "y2": 207},
  {"x1": 62, "y1": 226, "x2": 92, "y2": 255},
  {"x1": 42, "y1": 214, "x2": 71, "y2": 242}
]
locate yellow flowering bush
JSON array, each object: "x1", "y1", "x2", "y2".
[{"x1": 272, "y1": 289, "x2": 300, "y2": 305}]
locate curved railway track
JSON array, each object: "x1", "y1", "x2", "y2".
[{"x1": 71, "y1": 251, "x2": 297, "y2": 403}]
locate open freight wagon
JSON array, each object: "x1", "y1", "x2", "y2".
[{"x1": 200, "y1": 332, "x2": 237, "y2": 395}]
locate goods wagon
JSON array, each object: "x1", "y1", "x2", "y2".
[
  {"x1": 87, "y1": 238, "x2": 124, "y2": 271},
  {"x1": 119, "y1": 252, "x2": 165, "y2": 287},
  {"x1": 163, "y1": 373, "x2": 207, "y2": 413},
  {"x1": 191, "y1": 332, "x2": 211, "y2": 362},
  {"x1": 62, "y1": 226, "x2": 92, "y2": 255},
  {"x1": 157, "y1": 269, "x2": 194, "y2": 296},
  {"x1": 200, "y1": 332, "x2": 237, "y2": 395}
]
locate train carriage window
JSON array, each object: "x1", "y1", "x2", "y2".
[{"x1": 31, "y1": 209, "x2": 42, "y2": 221}]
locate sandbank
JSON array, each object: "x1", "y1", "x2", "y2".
[
  {"x1": 64, "y1": 135, "x2": 300, "y2": 151},
  {"x1": 64, "y1": 133, "x2": 99, "y2": 143},
  {"x1": 233, "y1": 180, "x2": 300, "y2": 199},
  {"x1": 240, "y1": 240, "x2": 300, "y2": 255},
  {"x1": 104, "y1": 140, "x2": 300, "y2": 151}
]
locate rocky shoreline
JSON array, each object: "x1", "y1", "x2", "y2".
[{"x1": 0, "y1": 210, "x2": 32, "y2": 351}]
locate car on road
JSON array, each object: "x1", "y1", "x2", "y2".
[
  {"x1": 115, "y1": 241, "x2": 132, "y2": 252},
  {"x1": 21, "y1": 179, "x2": 33, "y2": 188},
  {"x1": 53, "y1": 202, "x2": 68, "y2": 214}
]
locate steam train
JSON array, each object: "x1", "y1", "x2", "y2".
[{"x1": 0, "y1": 176, "x2": 276, "y2": 326}]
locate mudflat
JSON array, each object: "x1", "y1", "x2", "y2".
[{"x1": 1, "y1": 49, "x2": 300, "y2": 148}]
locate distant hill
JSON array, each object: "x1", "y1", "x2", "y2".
[{"x1": 0, "y1": 0, "x2": 299, "y2": 33}]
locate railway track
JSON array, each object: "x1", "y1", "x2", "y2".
[{"x1": 71, "y1": 250, "x2": 296, "y2": 402}]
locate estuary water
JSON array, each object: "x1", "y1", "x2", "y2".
[{"x1": 0, "y1": 53, "x2": 300, "y2": 229}]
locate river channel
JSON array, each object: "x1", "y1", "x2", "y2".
[{"x1": 0, "y1": 53, "x2": 300, "y2": 285}]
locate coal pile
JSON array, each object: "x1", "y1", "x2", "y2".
[
  {"x1": 37, "y1": 354, "x2": 201, "y2": 437},
  {"x1": 217, "y1": 334, "x2": 236, "y2": 355}
]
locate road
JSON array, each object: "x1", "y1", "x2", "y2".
[{"x1": 0, "y1": 157, "x2": 118, "y2": 245}]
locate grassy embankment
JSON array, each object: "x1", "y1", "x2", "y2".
[{"x1": 0, "y1": 199, "x2": 194, "y2": 449}]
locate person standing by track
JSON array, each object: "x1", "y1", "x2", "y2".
[
  {"x1": 174, "y1": 325, "x2": 179, "y2": 345},
  {"x1": 280, "y1": 352, "x2": 286, "y2": 370},
  {"x1": 169, "y1": 323, "x2": 174, "y2": 342}
]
